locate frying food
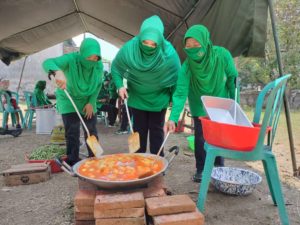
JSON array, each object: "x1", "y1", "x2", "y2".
[{"x1": 78, "y1": 154, "x2": 163, "y2": 181}]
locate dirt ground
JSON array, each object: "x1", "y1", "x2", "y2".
[{"x1": 0, "y1": 121, "x2": 300, "y2": 225}]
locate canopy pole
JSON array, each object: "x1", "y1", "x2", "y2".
[
  {"x1": 73, "y1": 0, "x2": 88, "y2": 32},
  {"x1": 17, "y1": 56, "x2": 28, "y2": 94},
  {"x1": 268, "y1": 0, "x2": 298, "y2": 176},
  {"x1": 166, "y1": 0, "x2": 202, "y2": 40}
]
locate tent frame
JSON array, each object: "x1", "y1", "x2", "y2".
[
  {"x1": 13, "y1": 0, "x2": 298, "y2": 176},
  {"x1": 268, "y1": 0, "x2": 298, "y2": 176}
]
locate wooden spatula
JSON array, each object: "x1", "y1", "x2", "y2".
[{"x1": 124, "y1": 99, "x2": 140, "y2": 153}]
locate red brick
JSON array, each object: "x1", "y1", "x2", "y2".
[
  {"x1": 95, "y1": 216, "x2": 145, "y2": 225},
  {"x1": 94, "y1": 191, "x2": 144, "y2": 210},
  {"x1": 94, "y1": 207, "x2": 144, "y2": 219},
  {"x1": 96, "y1": 189, "x2": 114, "y2": 195},
  {"x1": 75, "y1": 220, "x2": 95, "y2": 225},
  {"x1": 75, "y1": 205, "x2": 94, "y2": 213},
  {"x1": 153, "y1": 209, "x2": 205, "y2": 225},
  {"x1": 78, "y1": 178, "x2": 98, "y2": 190},
  {"x1": 75, "y1": 190, "x2": 96, "y2": 206},
  {"x1": 96, "y1": 184, "x2": 166, "y2": 199},
  {"x1": 75, "y1": 211, "x2": 94, "y2": 220},
  {"x1": 146, "y1": 195, "x2": 195, "y2": 216}
]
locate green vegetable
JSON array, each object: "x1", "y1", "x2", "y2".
[{"x1": 29, "y1": 145, "x2": 66, "y2": 160}]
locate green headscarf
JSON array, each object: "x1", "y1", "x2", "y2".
[
  {"x1": 66, "y1": 38, "x2": 103, "y2": 99},
  {"x1": 183, "y1": 25, "x2": 226, "y2": 96},
  {"x1": 34, "y1": 80, "x2": 52, "y2": 106},
  {"x1": 112, "y1": 15, "x2": 180, "y2": 93},
  {"x1": 169, "y1": 25, "x2": 238, "y2": 121},
  {"x1": 43, "y1": 37, "x2": 103, "y2": 114},
  {"x1": 35, "y1": 80, "x2": 46, "y2": 90}
]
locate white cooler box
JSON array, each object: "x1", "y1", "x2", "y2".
[{"x1": 36, "y1": 108, "x2": 56, "y2": 134}]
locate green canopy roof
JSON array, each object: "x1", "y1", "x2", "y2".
[{"x1": 0, "y1": 0, "x2": 268, "y2": 65}]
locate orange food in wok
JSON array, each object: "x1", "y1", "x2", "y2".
[{"x1": 78, "y1": 154, "x2": 164, "y2": 181}]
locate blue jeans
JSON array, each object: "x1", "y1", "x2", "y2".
[
  {"x1": 193, "y1": 117, "x2": 224, "y2": 173},
  {"x1": 62, "y1": 113, "x2": 98, "y2": 165}
]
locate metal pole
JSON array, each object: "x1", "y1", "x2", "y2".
[
  {"x1": 17, "y1": 56, "x2": 28, "y2": 94},
  {"x1": 268, "y1": 0, "x2": 298, "y2": 175}
]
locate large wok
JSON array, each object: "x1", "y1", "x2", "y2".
[{"x1": 57, "y1": 146, "x2": 179, "y2": 189}]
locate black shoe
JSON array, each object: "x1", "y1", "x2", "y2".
[
  {"x1": 11, "y1": 129, "x2": 22, "y2": 137},
  {"x1": 192, "y1": 172, "x2": 202, "y2": 183},
  {"x1": 16, "y1": 124, "x2": 21, "y2": 129}
]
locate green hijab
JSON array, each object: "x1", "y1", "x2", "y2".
[
  {"x1": 111, "y1": 15, "x2": 180, "y2": 92},
  {"x1": 66, "y1": 38, "x2": 103, "y2": 99},
  {"x1": 183, "y1": 25, "x2": 227, "y2": 96},
  {"x1": 35, "y1": 80, "x2": 46, "y2": 90}
]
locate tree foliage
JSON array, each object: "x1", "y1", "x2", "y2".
[{"x1": 238, "y1": 0, "x2": 300, "y2": 90}]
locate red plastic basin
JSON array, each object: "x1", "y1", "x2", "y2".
[
  {"x1": 200, "y1": 117, "x2": 270, "y2": 151},
  {"x1": 25, "y1": 155, "x2": 67, "y2": 173}
]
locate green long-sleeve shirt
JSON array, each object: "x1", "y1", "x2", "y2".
[{"x1": 34, "y1": 89, "x2": 52, "y2": 106}]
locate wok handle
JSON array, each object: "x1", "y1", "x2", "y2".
[
  {"x1": 54, "y1": 157, "x2": 76, "y2": 177},
  {"x1": 165, "y1": 146, "x2": 179, "y2": 166}
]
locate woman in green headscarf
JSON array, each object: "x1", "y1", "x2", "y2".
[
  {"x1": 164, "y1": 25, "x2": 238, "y2": 182},
  {"x1": 112, "y1": 15, "x2": 180, "y2": 155},
  {"x1": 43, "y1": 38, "x2": 103, "y2": 166},
  {"x1": 34, "y1": 80, "x2": 52, "y2": 107}
]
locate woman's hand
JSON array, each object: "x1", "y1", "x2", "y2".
[
  {"x1": 164, "y1": 120, "x2": 176, "y2": 133},
  {"x1": 83, "y1": 103, "x2": 94, "y2": 119},
  {"x1": 118, "y1": 87, "x2": 128, "y2": 100},
  {"x1": 55, "y1": 71, "x2": 66, "y2": 89}
]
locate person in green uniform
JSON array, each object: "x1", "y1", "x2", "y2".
[
  {"x1": 33, "y1": 80, "x2": 53, "y2": 107},
  {"x1": 112, "y1": 15, "x2": 181, "y2": 155},
  {"x1": 43, "y1": 38, "x2": 103, "y2": 166},
  {"x1": 164, "y1": 25, "x2": 238, "y2": 182},
  {"x1": 97, "y1": 71, "x2": 118, "y2": 127},
  {"x1": 107, "y1": 72, "x2": 119, "y2": 108}
]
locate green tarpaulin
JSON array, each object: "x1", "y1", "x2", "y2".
[{"x1": 0, "y1": 0, "x2": 268, "y2": 65}]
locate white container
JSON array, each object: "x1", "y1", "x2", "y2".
[
  {"x1": 201, "y1": 96, "x2": 253, "y2": 127},
  {"x1": 55, "y1": 111, "x2": 63, "y2": 126},
  {"x1": 36, "y1": 108, "x2": 56, "y2": 134}
]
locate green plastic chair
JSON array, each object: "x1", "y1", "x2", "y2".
[
  {"x1": 23, "y1": 91, "x2": 37, "y2": 129},
  {"x1": 0, "y1": 90, "x2": 24, "y2": 128},
  {"x1": 197, "y1": 74, "x2": 291, "y2": 225}
]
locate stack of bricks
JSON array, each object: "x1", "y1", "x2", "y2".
[
  {"x1": 94, "y1": 191, "x2": 146, "y2": 225},
  {"x1": 74, "y1": 179, "x2": 98, "y2": 225},
  {"x1": 74, "y1": 176, "x2": 166, "y2": 225},
  {"x1": 74, "y1": 176, "x2": 204, "y2": 225},
  {"x1": 74, "y1": 190, "x2": 96, "y2": 225},
  {"x1": 145, "y1": 195, "x2": 205, "y2": 225}
]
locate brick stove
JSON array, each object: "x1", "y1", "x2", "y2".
[{"x1": 74, "y1": 175, "x2": 204, "y2": 225}]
